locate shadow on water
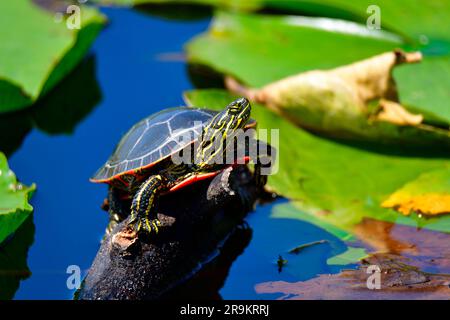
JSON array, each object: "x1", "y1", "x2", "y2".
[
  {"x1": 0, "y1": 215, "x2": 35, "y2": 300},
  {"x1": 0, "y1": 55, "x2": 101, "y2": 157},
  {"x1": 135, "y1": 3, "x2": 212, "y2": 21},
  {"x1": 160, "y1": 223, "x2": 253, "y2": 300}
]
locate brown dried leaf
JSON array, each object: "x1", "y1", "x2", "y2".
[
  {"x1": 375, "y1": 99, "x2": 424, "y2": 126},
  {"x1": 225, "y1": 50, "x2": 449, "y2": 143}
]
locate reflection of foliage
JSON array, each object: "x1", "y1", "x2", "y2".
[
  {"x1": 32, "y1": 56, "x2": 102, "y2": 135},
  {"x1": 0, "y1": 113, "x2": 31, "y2": 158},
  {"x1": 161, "y1": 224, "x2": 252, "y2": 300},
  {"x1": 135, "y1": 2, "x2": 212, "y2": 21},
  {"x1": 0, "y1": 56, "x2": 101, "y2": 156},
  {"x1": 0, "y1": 215, "x2": 35, "y2": 300},
  {"x1": 0, "y1": 1, "x2": 105, "y2": 113}
]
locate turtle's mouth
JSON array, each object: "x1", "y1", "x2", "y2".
[{"x1": 244, "y1": 118, "x2": 257, "y2": 130}]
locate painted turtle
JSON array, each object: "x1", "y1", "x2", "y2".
[{"x1": 91, "y1": 97, "x2": 265, "y2": 234}]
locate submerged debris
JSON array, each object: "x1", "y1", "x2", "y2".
[
  {"x1": 289, "y1": 240, "x2": 328, "y2": 254},
  {"x1": 256, "y1": 253, "x2": 450, "y2": 300}
]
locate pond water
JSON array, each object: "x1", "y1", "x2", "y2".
[{"x1": 8, "y1": 7, "x2": 349, "y2": 300}]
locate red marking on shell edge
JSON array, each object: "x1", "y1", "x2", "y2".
[
  {"x1": 168, "y1": 156, "x2": 251, "y2": 193},
  {"x1": 89, "y1": 160, "x2": 160, "y2": 184},
  {"x1": 168, "y1": 171, "x2": 220, "y2": 192},
  {"x1": 91, "y1": 155, "x2": 251, "y2": 192}
]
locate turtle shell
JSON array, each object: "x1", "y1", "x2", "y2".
[{"x1": 91, "y1": 107, "x2": 218, "y2": 186}]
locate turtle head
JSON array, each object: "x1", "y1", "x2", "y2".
[
  {"x1": 197, "y1": 97, "x2": 251, "y2": 168},
  {"x1": 207, "y1": 97, "x2": 251, "y2": 131},
  {"x1": 218, "y1": 97, "x2": 251, "y2": 130}
]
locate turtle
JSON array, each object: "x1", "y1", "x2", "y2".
[{"x1": 91, "y1": 97, "x2": 268, "y2": 235}]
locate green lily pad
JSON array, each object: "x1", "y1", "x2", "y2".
[
  {"x1": 186, "y1": 11, "x2": 450, "y2": 137},
  {"x1": 185, "y1": 89, "x2": 450, "y2": 234},
  {"x1": 326, "y1": 247, "x2": 368, "y2": 265},
  {"x1": 394, "y1": 55, "x2": 450, "y2": 124},
  {"x1": 93, "y1": 0, "x2": 450, "y2": 47},
  {"x1": 0, "y1": 1, "x2": 105, "y2": 113},
  {"x1": 0, "y1": 153, "x2": 35, "y2": 244},
  {"x1": 92, "y1": 0, "x2": 261, "y2": 11},
  {"x1": 187, "y1": 11, "x2": 401, "y2": 88},
  {"x1": 264, "y1": 0, "x2": 450, "y2": 45}
]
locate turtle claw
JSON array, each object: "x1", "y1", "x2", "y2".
[{"x1": 129, "y1": 217, "x2": 161, "y2": 234}]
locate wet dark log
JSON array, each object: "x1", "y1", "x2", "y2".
[{"x1": 76, "y1": 166, "x2": 259, "y2": 300}]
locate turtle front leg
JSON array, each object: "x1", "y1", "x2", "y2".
[{"x1": 129, "y1": 175, "x2": 166, "y2": 234}]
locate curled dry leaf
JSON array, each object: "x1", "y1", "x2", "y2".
[
  {"x1": 226, "y1": 50, "x2": 450, "y2": 143},
  {"x1": 374, "y1": 99, "x2": 424, "y2": 126}
]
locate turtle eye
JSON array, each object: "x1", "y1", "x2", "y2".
[{"x1": 228, "y1": 106, "x2": 240, "y2": 115}]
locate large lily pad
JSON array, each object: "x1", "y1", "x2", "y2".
[
  {"x1": 186, "y1": 11, "x2": 450, "y2": 125},
  {"x1": 187, "y1": 11, "x2": 401, "y2": 88},
  {"x1": 0, "y1": 153, "x2": 35, "y2": 244},
  {"x1": 0, "y1": 1, "x2": 105, "y2": 113},
  {"x1": 263, "y1": 0, "x2": 450, "y2": 45},
  {"x1": 185, "y1": 89, "x2": 450, "y2": 234},
  {"x1": 93, "y1": 0, "x2": 450, "y2": 45}
]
